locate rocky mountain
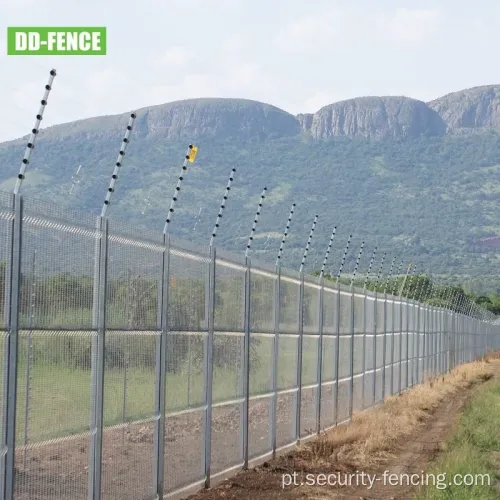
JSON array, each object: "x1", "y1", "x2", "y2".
[
  {"x1": 8, "y1": 98, "x2": 300, "y2": 144},
  {"x1": 1, "y1": 84, "x2": 500, "y2": 283},
  {"x1": 5, "y1": 85, "x2": 499, "y2": 146},
  {"x1": 297, "y1": 96, "x2": 446, "y2": 140},
  {"x1": 428, "y1": 85, "x2": 500, "y2": 132}
]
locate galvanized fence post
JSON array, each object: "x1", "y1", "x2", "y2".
[
  {"x1": 434, "y1": 307, "x2": 438, "y2": 375},
  {"x1": 348, "y1": 284, "x2": 355, "y2": 421},
  {"x1": 334, "y1": 281, "x2": 341, "y2": 425},
  {"x1": 398, "y1": 296, "x2": 403, "y2": 393},
  {"x1": 381, "y1": 291, "x2": 387, "y2": 401},
  {"x1": 242, "y1": 257, "x2": 251, "y2": 468},
  {"x1": 424, "y1": 306, "x2": 428, "y2": 380},
  {"x1": 204, "y1": 245, "x2": 216, "y2": 489},
  {"x1": 90, "y1": 217, "x2": 109, "y2": 500},
  {"x1": 295, "y1": 272, "x2": 304, "y2": 443},
  {"x1": 432, "y1": 306, "x2": 436, "y2": 376},
  {"x1": 416, "y1": 300, "x2": 421, "y2": 385},
  {"x1": 270, "y1": 266, "x2": 280, "y2": 457},
  {"x1": 373, "y1": 290, "x2": 378, "y2": 406},
  {"x1": 88, "y1": 215, "x2": 103, "y2": 500},
  {"x1": 361, "y1": 290, "x2": 368, "y2": 410},
  {"x1": 427, "y1": 306, "x2": 431, "y2": 378},
  {"x1": 437, "y1": 308, "x2": 441, "y2": 374},
  {"x1": 390, "y1": 297, "x2": 395, "y2": 396},
  {"x1": 448, "y1": 307, "x2": 452, "y2": 372},
  {"x1": 405, "y1": 300, "x2": 410, "y2": 390},
  {"x1": 153, "y1": 234, "x2": 170, "y2": 497},
  {"x1": 316, "y1": 277, "x2": 324, "y2": 434},
  {"x1": 2, "y1": 195, "x2": 23, "y2": 500},
  {"x1": 441, "y1": 308, "x2": 445, "y2": 373},
  {"x1": 410, "y1": 300, "x2": 415, "y2": 387}
]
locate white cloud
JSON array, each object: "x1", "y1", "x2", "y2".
[
  {"x1": 301, "y1": 92, "x2": 338, "y2": 113},
  {"x1": 86, "y1": 68, "x2": 116, "y2": 89},
  {"x1": 148, "y1": 73, "x2": 219, "y2": 103},
  {"x1": 273, "y1": 6, "x2": 443, "y2": 54},
  {"x1": 375, "y1": 8, "x2": 443, "y2": 46},
  {"x1": 230, "y1": 63, "x2": 258, "y2": 86},
  {"x1": 161, "y1": 46, "x2": 193, "y2": 67},
  {"x1": 272, "y1": 10, "x2": 346, "y2": 52},
  {"x1": 221, "y1": 33, "x2": 246, "y2": 55}
]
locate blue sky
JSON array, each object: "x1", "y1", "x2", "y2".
[{"x1": 1, "y1": 0, "x2": 500, "y2": 142}]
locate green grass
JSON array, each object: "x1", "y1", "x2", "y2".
[
  {"x1": 10, "y1": 335, "x2": 321, "y2": 445},
  {"x1": 415, "y1": 378, "x2": 500, "y2": 499}
]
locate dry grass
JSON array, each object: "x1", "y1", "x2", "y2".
[
  {"x1": 482, "y1": 349, "x2": 500, "y2": 362},
  {"x1": 302, "y1": 361, "x2": 493, "y2": 471}
]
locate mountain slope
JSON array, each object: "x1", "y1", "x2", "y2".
[{"x1": 1, "y1": 86, "x2": 500, "y2": 279}]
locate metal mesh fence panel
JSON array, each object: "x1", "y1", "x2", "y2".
[
  {"x1": 383, "y1": 300, "x2": 392, "y2": 397},
  {"x1": 400, "y1": 302, "x2": 408, "y2": 391},
  {"x1": 163, "y1": 238, "x2": 209, "y2": 493},
  {"x1": 169, "y1": 239, "x2": 210, "y2": 333},
  {"x1": 277, "y1": 335, "x2": 298, "y2": 390},
  {"x1": 301, "y1": 336, "x2": 319, "y2": 386},
  {"x1": 300, "y1": 335, "x2": 319, "y2": 437},
  {"x1": 352, "y1": 375, "x2": 364, "y2": 413},
  {"x1": 15, "y1": 332, "x2": 94, "y2": 500},
  {"x1": 337, "y1": 282, "x2": 352, "y2": 428},
  {"x1": 279, "y1": 276, "x2": 299, "y2": 334},
  {"x1": 353, "y1": 333, "x2": 364, "y2": 375},
  {"x1": 363, "y1": 296, "x2": 375, "y2": 408},
  {"x1": 354, "y1": 293, "x2": 364, "y2": 334},
  {"x1": 338, "y1": 335, "x2": 351, "y2": 380},
  {"x1": 249, "y1": 332, "x2": 273, "y2": 459},
  {"x1": 337, "y1": 379, "x2": 350, "y2": 424},
  {"x1": 320, "y1": 287, "x2": 337, "y2": 428},
  {"x1": 101, "y1": 332, "x2": 157, "y2": 500},
  {"x1": 276, "y1": 272, "x2": 299, "y2": 448},
  {"x1": 101, "y1": 220, "x2": 163, "y2": 500},
  {"x1": 322, "y1": 287, "x2": 336, "y2": 335},
  {"x1": 339, "y1": 291, "x2": 351, "y2": 334},
  {"x1": 248, "y1": 397, "x2": 272, "y2": 459},
  {"x1": 320, "y1": 334, "x2": 337, "y2": 429},
  {"x1": 250, "y1": 269, "x2": 275, "y2": 334},
  {"x1": 393, "y1": 300, "x2": 402, "y2": 394},
  {"x1": 209, "y1": 250, "x2": 246, "y2": 475},
  {"x1": 14, "y1": 198, "x2": 96, "y2": 500},
  {"x1": 376, "y1": 298, "x2": 385, "y2": 370},
  {"x1": 418, "y1": 306, "x2": 424, "y2": 382},
  {"x1": 302, "y1": 283, "x2": 319, "y2": 334},
  {"x1": 409, "y1": 303, "x2": 417, "y2": 386},
  {"x1": 214, "y1": 251, "x2": 245, "y2": 333},
  {"x1": 276, "y1": 391, "x2": 297, "y2": 449}
]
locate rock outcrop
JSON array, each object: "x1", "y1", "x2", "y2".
[
  {"x1": 427, "y1": 85, "x2": 500, "y2": 132},
  {"x1": 297, "y1": 96, "x2": 446, "y2": 140}
]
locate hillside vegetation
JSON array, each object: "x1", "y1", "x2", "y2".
[{"x1": 1, "y1": 86, "x2": 500, "y2": 285}]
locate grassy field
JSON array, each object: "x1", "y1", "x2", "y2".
[
  {"x1": 415, "y1": 370, "x2": 500, "y2": 499},
  {"x1": 8, "y1": 331, "x2": 330, "y2": 444}
]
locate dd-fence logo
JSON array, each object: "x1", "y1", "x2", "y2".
[{"x1": 7, "y1": 27, "x2": 106, "y2": 55}]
